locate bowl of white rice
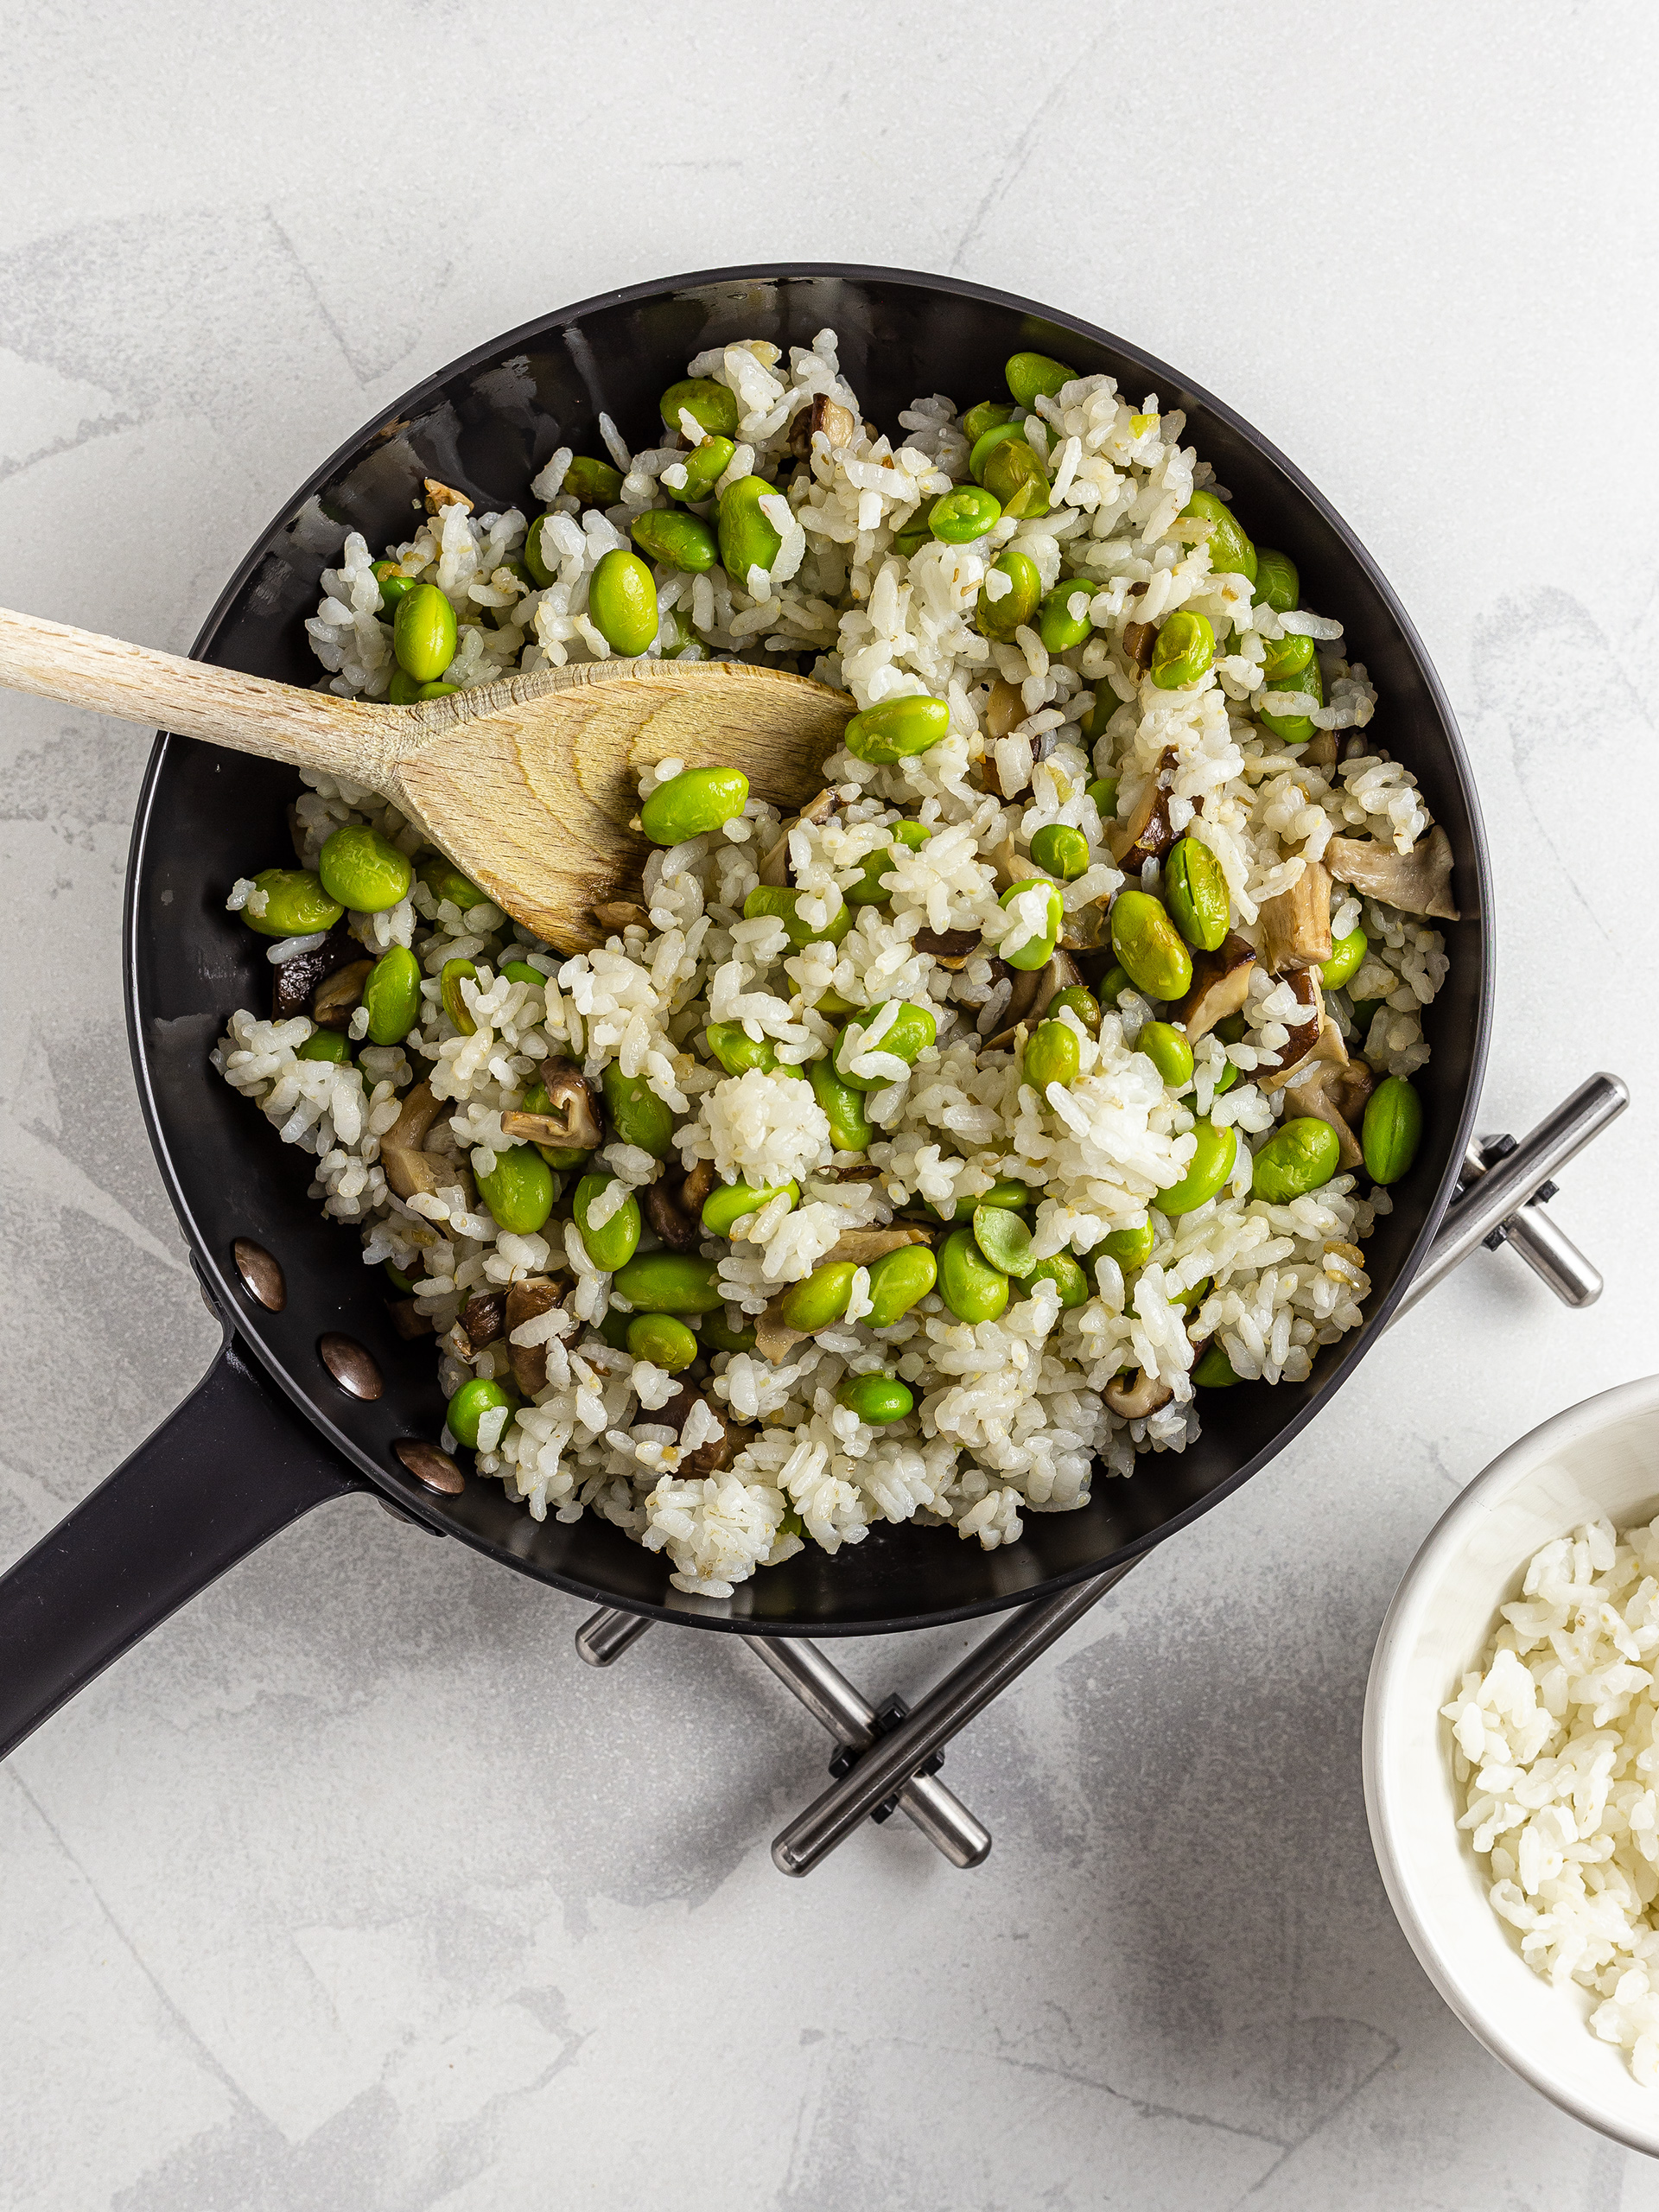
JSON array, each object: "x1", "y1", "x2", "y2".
[{"x1": 1365, "y1": 1374, "x2": 1659, "y2": 2148}]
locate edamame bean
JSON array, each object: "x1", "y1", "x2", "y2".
[
  {"x1": 1048, "y1": 984, "x2": 1101, "y2": 1037},
  {"x1": 778, "y1": 1262, "x2": 858, "y2": 1332},
  {"x1": 1138, "y1": 1020, "x2": 1194, "y2": 1088},
  {"x1": 836, "y1": 1373, "x2": 914, "y2": 1425},
  {"x1": 416, "y1": 680, "x2": 458, "y2": 699},
  {"x1": 1180, "y1": 487, "x2": 1257, "y2": 586},
  {"x1": 660, "y1": 378, "x2": 740, "y2": 439},
  {"x1": 962, "y1": 400, "x2": 1017, "y2": 444},
  {"x1": 1153, "y1": 1119, "x2": 1238, "y2": 1217},
  {"x1": 318, "y1": 823, "x2": 412, "y2": 914},
  {"x1": 1322, "y1": 926, "x2": 1369, "y2": 990},
  {"x1": 982, "y1": 1179, "x2": 1037, "y2": 1209},
  {"x1": 1086, "y1": 774, "x2": 1119, "y2": 818},
  {"x1": 297, "y1": 1029, "x2": 350, "y2": 1064},
  {"x1": 1256, "y1": 648, "x2": 1323, "y2": 744},
  {"x1": 522, "y1": 514, "x2": 560, "y2": 587},
  {"x1": 392, "y1": 582, "x2": 457, "y2": 682},
  {"x1": 1027, "y1": 1250, "x2": 1089, "y2": 1307},
  {"x1": 564, "y1": 455, "x2": 626, "y2": 507},
  {"x1": 1109, "y1": 890, "x2": 1193, "y2": 1001},
  {"x1": 241, "y1": 868, "x2": 342, "y2": 938},
  {"x1": 1254, "y1": 548, "x2": 1300, "y2": 613},
  {"x1": 631, "y1": 508, "x2": 718, "y2": 573},
  {"x1": 502, "y1": 959, "x2": 546, "y2": 990},
  {"x1": 893, "y1": 508, "x2": 934, "y2": 559},
  {"x1": 1025, "y1": 1020, "x2": 1081, "y2": 1090},
  {"x1": 1259, "y1": 627, "x2": 1315, "y2": 683},
  {"x1": 982, "y1": 435, "x2": 1051, "y2": 518},
  {"x1": 1029, "y1": 823, "x2": 1089, "y2": 881},
  {"x1": 447, "y1": 1376, "x2": 516, "y2": 1450},
  {"x1": 939, "y1": 1227, "x2": 1010, "y2": 1323},
  {"x1": 419, "y1": 855, "x2": 485, "y2": 912},
  {"x1": 361, "y1": 944, "x2": 423, "y2": 1046},
  {"x1": 716, "y1": 474, "x2": 784, "y2": 582},
  {"x1": 385, "y1": 1259, "x2": 418, "y2": 1293},
  {"x1": 742, "y1": 884, "x2": 853, "y2": 949},
  {"x1": 1192, "y1": 1341, "x2": 1242, "y2": 1387},
  {"x1": 626, "y1": 1313, "x2": 698, "y2": 1373},
  {"x1": 704, "y1": 1020, "x2": 780, "y2": 1076},
  {"x1": 1363, "y1": 1076, "x2": 1423, "y2": 1185},
  {"x1": 842, "y1": 694, "x2": 950, "y2": 764},
  {"x1": 614, "y1": 1251, "x2": 726, "y2": 1313},
  {"x1": 373, "y1": 561, "x2": 417, "y2": 611},
  {"x1": 969, "y1": 420, "x2": 1031, "y2": 485},
  {"x1": 975, "y1": 548, "x2": 1043, "y2": 641},
  {"x1": 702, "y1": 1178, "x2": 798, "y2": 1236},
  {"x1": 929, "y1": 485, "x2": 1002, "y2": 543},
  {"x1": 845, "y1": 819, "x2": 931, "y2": 906},
  {"x1": 1163, "y1": 836, "x2": 1230, "y2": 952},
  {"x1": 1149, "y1": 609, "x2": 1216, "y2": 690},
  {"x1": 864, "y1": 1244, "x2": 938, "y2": 1327},
  {"x1": 1038, "y1": 577, "x2": 1095, "y2": 652},
  {"x1": 588, "y1": 548, "x2": 658, "y2": 656},
  {"x1": 573, "y1": 1173, "x2": 642, "y2": 1271},
  {"x1": 479, "y1": 1143, "x2": 556, "y2": 1235},
  {"x1": 385, "y1": 668, "x2": 423, "y2": 704},
  {"x1": 832, "y1": 1001, "x2": 938, "y2": 1091},
  {"x1": 601, "y1": 1063, "x2": 676, "y2": 1157},
  {"x1": 999, "y1": 877, "x2": 1064, "y2": 971},
  {"x1": 1251, "y1": 1116, "x2": 1340, "y2": 1204},
  {"x1": 640, "y1": 764, "x2": 750, "y2": 846},
  {"x1": 669, "y1": 435, "x2": 736, "y2": 505},
  {"x1": 441, "y1": 957, "x2": 477, "y2": 1033},
  {"x1": 1005, "y1": 351, "x2": 1075, "y2": 406},
  {"x1": 1101, "y1": 1218, "x2": 1155, "y2": 1267},
  {"x1": 972, "y1": 1203, "x2": 1036, "y2": 1278},
  {"x1": 702, "y1": 1308, "x2": 758, "y2": 1354},
  {"x1": 1097, "y1": 963, "x2": 1132, "y2": 1003},
  {"x1": 809, "y1": 1056, "x2": 873, "y2": 1152}
]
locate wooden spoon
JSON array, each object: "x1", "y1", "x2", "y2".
[{"x1": 0, "y1": 606, "x2": 851, "y2": 950}]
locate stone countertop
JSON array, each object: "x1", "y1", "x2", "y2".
[{"x1": 2, "y1": 5, "x2": 1656, "y2": 2204}]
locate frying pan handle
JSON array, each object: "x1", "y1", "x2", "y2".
[{"x1": 0, "y1": 1330, "x2": 370, "y2": 1761}]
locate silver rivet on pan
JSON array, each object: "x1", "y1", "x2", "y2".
[
  {"x1": 393, "y1": 1440, "x2": 464, "y2": 1496},
  {"x1": 319, "y1": 1333, "x2": 383, "y2": 1401},
  {"x1": 232, "y1": 1238, "x2": 286, "y2": 1312}
]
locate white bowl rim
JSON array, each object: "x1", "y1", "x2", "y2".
[{"x1": 1363, "y1": 1370, "x2": 1659, "y2": 2152}]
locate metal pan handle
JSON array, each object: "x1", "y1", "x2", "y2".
[{"x1": 0, "y1": 1329, "x2": 369, "y2": 1761}]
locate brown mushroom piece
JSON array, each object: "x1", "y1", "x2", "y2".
[
  {"x1": 1326, "y1": 823, "x2": 1459, "y2": 921},
  {"x1": 987, "y1": 948, "x2": 1083, "y2": 1050},
  {"x1": 1103, "y1": 1368, "x2": 1173, "y2": 1418},
  {"x1": 592, "y1": 900, "x2": 650, "y2": 932},
  {"x1": 1108, "y1": 747, "x2": 1179, "y2": 869},
  {"x1": 823, "y1": 1227, "x2": 934, "y2": 1267},
  {"x1": 312, "y1": 958, "x2": 374, "y2": 1029},
  {"x1": 272, "y1": 924, "x2": 363, "y2": 1020},
  {"x1": 1122, "y1": 619, "x2": 1156, "y2": 671},
  {"x1": 679, "y1": 1160, "x2": 718, "y2": 1215},
  {"x1": 504, "y1": 1276, "x2": 568, "y2": 1396},
  {"x1": 1257, "y1": 861, "x2": 1333, "y2": 975},
  {"x1": 510, "y1": 1058, "x2": 602, "y2": 1154},
  {"x1": 1282, "y1": 1053, "x2": 1376, "y2": 1170},
  {"x1": 652, "y1": 1384, "x2": 741, "y2": 1477},
  {"x1": 386, "y1": 1298, "x2": 435, "y2": 1340},
  {"x1": 1255, "y1": 970, "x2": 1333, "y2": 1090},
  {"x1": 788, "y1": 393, "x2": 856, "y2": 460},
  {"x1": 1176, "y1": 932, "x2": 1256, "y2": 1041},
  {"x1": 642, "y1": 1175, "x2": 702, "y2": 1253},
  {"x1": 460, "y1": 1291, "x2": 505, "y2": 1348},
  {"x1": 912, "y1": 926, "x2": 982, "y2": 969},
  {"x1": 758, "y1": 787, "x2": 839, "y2": 887},
  {"x1": 755, "y1": 1295, "x2": 810, "y2": 1365}
]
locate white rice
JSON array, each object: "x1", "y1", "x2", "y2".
[
  {"x1": 1445, "y1": 1517, "x2": 1659, "y2": 2084},
  {"x1": 216, "y1": 327, "x2": 1450, "y2": 1597}
]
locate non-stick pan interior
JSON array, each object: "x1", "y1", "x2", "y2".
[{"x1": 127, "y1": 266, "x2": 1491, "y2": 1632}]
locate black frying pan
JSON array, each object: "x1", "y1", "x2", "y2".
[{"x1": 0, "y1": 265, "x2": 1493, "y2": 1761}]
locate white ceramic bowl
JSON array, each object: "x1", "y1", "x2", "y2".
[{"x1": 1364, "y1": 1373, "x2": 1659, "y2": 2152}]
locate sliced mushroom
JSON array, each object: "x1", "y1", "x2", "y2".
[
  {"x1": 680, "y1": 1159, "x2": 718, "y2": 1214},
  {"x1": 461, "y1": 1291, "x2": 505, "y2": 1347},
  {"x1": 1177, "y1": 932, "x2": 1256, "y2": 1040},
  {"x1": 913, "y1": 926, "x2": 982, "y2": 969},
  {"x1": 1058, "y1": 896, "x2": 1113, "y2": 957},
  {"x1": 312, "y1": 958, "x2": 374, "y2": 1029},
  {"x1": 386, "y1": 1298, "x2": 435, "y2": 1340},
  {"x1": 758, "y1": 787, "x2": 839, "y2": 887},
  {"x1": 987, "y1": 948, "x2": 1082, "y2": 1049},
  {"x1": 789, "y1": 393, "x2": 857, "y2": 459},
  {"x1": 1122, "y1": 619, "x2": 1156, "y2": 671},
  {"x1": 385, "y1": 1150, "x2": 477, "y2": 1205},
  {"x1": 643, "y1": 1176, "x2": 702, "y2": 1252},
  {"x1": 1283, "y1": 1052, "x2": 1375, "y2": 1169},
  {"x1": 823, "y1": 1228, "x2": 934, "y2": 1267},
  {"x1": 385, "y1": 1082, "x2": 443, "y2": 1152},
  {"x1": 985, "y1": 679, "x2": 1026, "y2": 740},
  {"x1": 593, "y1": 900, "x2": 650, "y2": 932},
  {"x1": 1303, "y1": 730, "x2": 1338, "y2": 771},
  {"x1": 272, "y1": 924, "x2": 362, "y2": 1020},
  {"x1": 504, "y1": 1275, "x2": 568, "y2": 1395},
  {"x1": 1326, "y1": 823, "x2": 1459, "y2": 921},
  {"x1": 755, "y1": 1294, "x2": 810, "y2": 1365},
  {"x1": 649, "y1": 1386, "x2": 743, "y2": 1478},
  {"x1": 424, "y1": 476, "x2": 473, "y2": 515},
  {"x1": 1104, "y1": 1368, "x2": 1173, "y2": 1418},
  {"x1": 1255, "y1": 969, "x2": 1329, "y2": 1090},
  {"x1": 516, "y1": 1058, "x2": 602, "y2": 1152},
  {"x1": 1108, "y1": 747, "x2": 1179, "y2": 868},
  {"x1": 1257, "y1": 862, "x2": 1333, "y2": 975}
]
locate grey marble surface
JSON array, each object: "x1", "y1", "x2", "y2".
[{"x1": 3, "y1": 4, "x2": 1656, "y2": 2204}]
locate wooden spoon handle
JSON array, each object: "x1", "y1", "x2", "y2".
[{"x1": 0, "y1": 605, "x2": 391, "y2": 786}]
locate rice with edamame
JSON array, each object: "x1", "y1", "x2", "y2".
[{"x1": 214, "y1": 328, "x2": 1453, "y2": 1595}]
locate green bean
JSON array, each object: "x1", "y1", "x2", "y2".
[
  {"x1": 1096, "y1": 964, "x2": 1132, "y2": 1004},
  {"x1": 968, "y1": 420, "x2": 1032, "y2": 485},
  {"x1": 1192, "y1": 1341, "x2": 1242, "y2": 1387},
  {"x1": 832, "y1": 1001, "x2": 937, "y2": 1092},
  {"x1": 613, "y1": 1251, "x2": 724, "y2": 1313},
  {"x1": 626, "y1": 1314, "x2": 698, "y2": 1373},
  {"x1": 1256, "y1": 647, "x2": 1324, "y2": 744},
  {"x1": 478, "y1": 1143, "x2": 556, "y2": 1235},
  {"x1": 564, "y1": 455, "x2": 626, "y2": 506},
  {"x1": 241, "y1": 868, "x2": 342, "y2": 938},
  {"x1": 972, "y1": 1203, "x2": 1037, "y2": 1279},
  {"x1": 1109, "y1": 890, "x2": 1192, "y2": 1001},
  {"x1": 588, "y1": 548, "x2": 658, "y2": 656},
  {"x1": 702, "y1": 1178, "x2": 798, "y2": 1236},
  {"x1": 385, "y1": 669, "x2": 423, "y2": 704},
  {"x1": 361, "y1": 945, "x2": 423, "y2": 1046},
  {"x1": 1086, "y1": 774, "x2": 1119, "y2": 819},
  {"x1": 384, "y1": 1259, "x2": 418, "y2": 1294},
  {"x1": 1149, "y1": 609, "x2": 1216, "y2": 690},
  {"x1": 297, "y1": 1029, "x2": 350, "y2": 1064},
  {"x1": 1153, "y1": 1119, "x2": 1238, "y2": 1216},
  {"x1": 702, "y1": 1308, "x2": 757, "y2": 1354},
  {"x1": 975, "y1": 549, "x2": 1043, "y2": 641},
  {"x1": 1038, "y1": 578, "x2": 1096, "y2": 653},
  {"x1": 1180, "y1": 487, "x2": 1257, "y2": 586},
  {"x1": 1048, "y1": 984, "x2": 1101, "y2": 1037},
  {"x1": 419, "y1": 855, "x2": 486, "y2": 912},
  {"x1": 938, "y1": 1227, "x2": 1010, "y2": 1323},
  {"x1": 810, "y1": 1056, "x2": 873, "y2": 1152},
  {"x1": 1029, "y1": 823, "x2": 1090, "y2": 882},
  {"x1": 522, "y1": 515, "x2": 560, "y2": 587},
  {"x1": 864, "y1": 1244, "x2": 938, "y2": 1327},
  {"x1": 670, "y1": 435, "x2": 736, "y2": 506},
  {"x1": 982, "y1": 436, "x2": 1051, "y2": 518},
  {"x1": 1027, "y1": 1251, "x2": 1089, "y2": 1307},
  {"x1": 392, "y1": 582, "x2": 457, "y2": 682},
  {"x1": 1322, "y1": 926, "x2": 1369, "y2": 991},
  {"x1": 447, "y1": 1376, "x2": 517, "y2": 1450},
  {"x1": 1004, "y1": 352, "x2": 1075, "y2": 406},
  {"x1": 716, "y1": 474, "x2": 784, "y2": 582},
  {"x1": 660, "y1": 377, "x2": 740, "y2": 439},
  {"x1": 1137, "y1": 1020, "x2": 1193, "y2": 1088},
  {"x1": 501, "y1": 959, "x2": 546, "y2": 991},
  {"x1": 1251, "y1": 1116, "x2": 1341, "y2": 1203},
  {"x1": 318, "y1": 823, "x2": 412, "y2": 914},
  {"x1": 704, "y1": 1020, "x2": 781, "y2": 1076},
  {"x1": 1025, "y1": 1020, "x2": 1081, "y2": 1090},
  {"x1": 836, "y1": 1373, "x2": 914, "y2": 1425},
  {"x1": 372, "y1": 561, "x2": 417, "y2": 611},
  {"x1": 639, "y1": 764, "x2": 749, "y2": 846},
  {"x1": 893, "y1": 508, "x2": 935, "y2": 559},
  {"x1": 601, "y1": 1063, "x2": 676, "y2": 1156},
  {"x1": 1254, "y1": 548, "x2": 1299, "y2": 613},
  {"x1": 962, "y1": 400, "x2": 1017, "y2": 444},
  {"x1": 631, "y1": 508, "x2": 719, "y2": 573},
  {"x1": 1258, "y1": 627, "x2": 1315, "y2": 683},
  {"x1": 1100, "y1": 1219, "x2": 1155, "y2": 1267},
  {"x1": 929, "y1": 486, "x2": 1002, "y2": 543},
  {"x1": 842, "y1": 694, "x2": 950, "y2": 764},
  {"x1": 441, "y1": 957, "x2": 478, "y2": 1034},
  {"x1": 1163, "y1": 836, "x2": 1230, "y2": 953},
  {"x1": 1363, "y1": 1076, "x2": 1423, "y2": 1185},
  {"x1": 999, "y1": 877, "x2": 1064, "y2": 972},
  {"x1": 778, "y1": 1262, "x2": 857, "y2": 1332},
  {"x1": 416, "y1": 680, "x2": 458, "y2": 699},
  {"x1": 575, "y1": 1173, "x2": 642, "y2": 1271},
  {"x1": 845, "y1": 819, "x2": 931, "y2": 906},
  {"x1": 742, "y1": 884, "x2": 853, "y2": 949}
]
